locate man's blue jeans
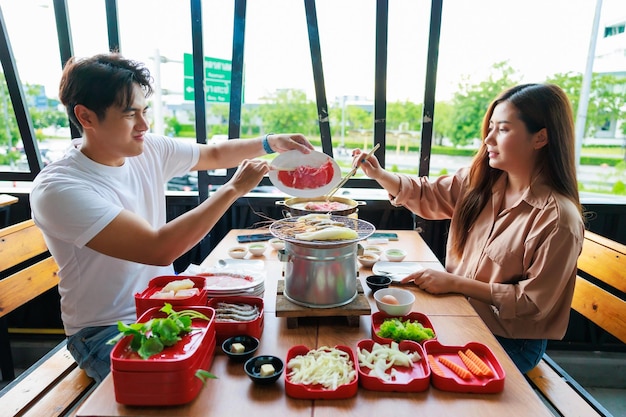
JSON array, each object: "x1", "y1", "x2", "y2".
[{"x1": 66, "y1": 325, "x2": 120, "y2": 384}]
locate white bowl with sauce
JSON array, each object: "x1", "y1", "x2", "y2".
[
  {"x1": 385, "y1": 248, "x2": 407, "y2": 262},
  {"x1": 248, "y1": 243, "x2": 267, "y2": 256},
  {"x1": 269, "y1": 238, "x2": 285, "y2": 251},
  {"x1": 228, "y1": 246, "x2": 248, "y2": 259},
  {"x1": 358, "y1": 252, "x2": 380, "y2": 268}
]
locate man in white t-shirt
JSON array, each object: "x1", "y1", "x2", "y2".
[{"x1": 30, "y1": 52, "x2": 313, "y2": 383}]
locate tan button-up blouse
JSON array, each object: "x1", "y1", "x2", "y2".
[{"x1": 392, "y1": 167, "x2": 584, "y2": 339}]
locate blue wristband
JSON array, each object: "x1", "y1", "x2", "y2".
[{"x1": 262, "y1": 133, "x2": 275, "y2": 154}]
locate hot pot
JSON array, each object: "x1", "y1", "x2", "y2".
[
  {"x1": 275, "y1": 196, "x2": 365, "y2": 217},
  {"x1": 270, "y1": 215, "x2": 375, "y2": 308}
]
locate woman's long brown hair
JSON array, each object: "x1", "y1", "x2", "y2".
[{"x1": 450, "y1": 84, "x2": 583, "y2": 259}]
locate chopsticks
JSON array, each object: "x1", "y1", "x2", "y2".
[{"x1": 325, "y1": 143, "x2": 380, "y2": 201}]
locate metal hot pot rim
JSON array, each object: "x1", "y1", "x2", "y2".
[{"x1": 275, "y1": 196, "x2": 365, "y2": 217}]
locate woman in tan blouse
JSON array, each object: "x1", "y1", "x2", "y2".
[{"x1": 353, "y1": 84, "x2": 585, "y2": 373}]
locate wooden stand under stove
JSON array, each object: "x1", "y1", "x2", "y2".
[{"x1": 276, "y1": 279, "x2": 371, "y2": 328}]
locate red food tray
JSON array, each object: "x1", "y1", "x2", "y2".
[
  {"x1": 371, "y1": 311, "x2": 437, "y2": 344},
  {"x1": 207, "y1": 296, "x2": 264, "y2": 344},
  {"x1": 111, "y1": 305, "x2": 215, "y2": 372},
  {"x1": 134, "y1": 275, "x2": 208, "y2": 318},
  {"x1": 356, "y1": 339, "x2": 430, "y2": 392},
  {"x1": 111, "y1": 306, "x2": 216, "y2": 405},
  {"x1": 423, "y1": 340, "x2": 505, "y2": 393},
  {"x1": 112, "y1": 332, "x2": 216, "y2": 405},
  {"x1": 285, "y1": 345, "x2": 358, "y2": 399}
]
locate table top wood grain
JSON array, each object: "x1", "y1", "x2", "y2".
[{"x1": 76, "y1": 229, "x2": 552, "y2": 417}]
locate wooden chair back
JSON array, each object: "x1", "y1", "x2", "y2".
[
  {"x1": 0, "y1": 220, "x2": 59, "y2": 318},
  {"x1": 572, "y1": 230, "x2": 626, "y2": 343}
]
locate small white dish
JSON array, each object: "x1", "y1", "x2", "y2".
[
  {"x1": 385, "y1": 248, "x2": 407, "y2": 262},
  {"x1": 363, "y1": 245, "x2": 383, "y2": 255},
  {"x1": 228, "y1": 246, "x2": 248, "y2": 259},
  {"x1": 374, "y1": 287, "x2": 415, "y2": 316},
  {"x1": 269, "y1": 238, "x2": 285, "y2": 251},
  {"x1": 358, "y1": 252, "x2": 380, "y2": 268},
  {"x1": 248, "y1": 243, "x2": 267, "y2": 256}
]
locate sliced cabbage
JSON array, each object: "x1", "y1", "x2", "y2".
[
  {"x1": 287, "y1": 346, "x2": 356, "y2": 390},
  {"x1": 295, "y1": 226, "x2": 358, "y2": 241}
]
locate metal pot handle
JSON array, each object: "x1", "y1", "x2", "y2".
[
  {"x1": 356, "y1": 201, "x2": 367, "y2": 206},
  {"x1": 277, "y1": 249, "x2": 291, "y2": 262},
  {"x1": 275, "y1": 201, "x2": 287, "y2": 206}
]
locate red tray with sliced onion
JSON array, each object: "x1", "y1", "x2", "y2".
[{"x1": 356, "y1": 339, "x2": 430, "y2": 392}]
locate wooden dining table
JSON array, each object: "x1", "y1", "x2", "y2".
[{"x1": 76, "y1": 229, "x2": 553, "y2": 417}]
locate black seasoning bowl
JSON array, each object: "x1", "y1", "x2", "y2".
[
  {"x1": 222, "y1": 335, "x2": 260, "y2": 362},
  {"x1": 365, "y1": 275, "x2": 393, "y2": 293},
  {"x1": 244, "y1": 355, "x2": 284, "y2": 385}
]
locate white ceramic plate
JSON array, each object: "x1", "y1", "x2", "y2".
[
  {"x1": 372, "y1": 261, "x2": 425, "y2": 282},
  {"x1": 268, "y1": 150, "x2": 342, "y2": 198},
  {"x1": 215, "y1": 259, "x2": 265, "y2": 271},
  {"x1": 202, "y1": 272, "x2": 265, "y2": 292}
]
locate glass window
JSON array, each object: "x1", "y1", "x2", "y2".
[{"x1": 0, "y1": 0, "x2": 624, "y2": 198}]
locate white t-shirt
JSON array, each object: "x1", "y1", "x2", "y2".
[{"x1": 30, "y1": 134, "x2": 199, "y2": 335}]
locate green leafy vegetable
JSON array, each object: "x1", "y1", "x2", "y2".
[
  {"x1": 107, "y1": 303, "x2": 212, "y2": 359},
  {"x1": 195, "y1": 369, "x2": 218, "y2": 384},
  {"x1": 377, "y1": 318, "x2": 436, "y2": 342}
]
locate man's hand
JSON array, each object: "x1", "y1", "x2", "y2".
[
  {"x1": 229, "y1": 159, "x2": 271, "y2": 194},
  {"x1": 268, "y1": 133, "x2": 314, "y2": 154}
]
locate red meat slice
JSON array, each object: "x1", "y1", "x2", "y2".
[{"x1": 277, "y1": 159, "x2": 335, "y2": 190}]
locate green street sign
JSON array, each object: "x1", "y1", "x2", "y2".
[{"x1": 183, "y1": 53, "x2": 232, "y2": 103}]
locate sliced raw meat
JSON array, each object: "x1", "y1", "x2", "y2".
[
  {"x1": 303, "y1": 201, "x2": 351, "y2": 211},
  {"x1": 277, "y1": 159, "x2": 335, "y2": 190},
  {"x1": 200, "y1": 273, "x2": 254, "y2": 288}
]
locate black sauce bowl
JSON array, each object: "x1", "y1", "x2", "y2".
[
  {"x1": 244, "y1": 355, "x2": 284, "y2": 385},
  {"x1": 365, "y1": 275, "x2": 393, "y2": 293},
  {"x1": 222, "y1": 335, "x2": 260, "y2": 362}
]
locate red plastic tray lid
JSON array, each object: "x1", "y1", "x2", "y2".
[
  {"x1": 423, "y1": 340, "x2": 506, "y2": 394},
  {"x1": 112, "y1": 332, "x2": 217, "y2": 406},
  {"x1": 285, "y1": 345, "x2": 358, "y2": 400},
  {"x1": 371, "y1": 311, "x2": 437, "y2": 344},
  {"x1": 356, "y1": 339, "x2": 430, "y2": 392},
  {"x1": 111, "y1": 305, "x2": 215, "y2": 372},
  {"x1": 136, "y1": 275, "x2": 207, "y2": 301}
]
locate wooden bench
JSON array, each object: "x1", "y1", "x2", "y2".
[
  {"x1": 0, "y1": 219, "x2": 95, "y2": 417},
  {"x1": 526, "y1": 230, "x2": 626, "y2": 417}
]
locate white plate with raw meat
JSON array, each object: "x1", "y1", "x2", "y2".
[
  {"x1": 199, "y1": 271, "x2": 265, "y2": 292},
  {"x1": 269, "y1": 150, "x2": 342, "y2": 198}
]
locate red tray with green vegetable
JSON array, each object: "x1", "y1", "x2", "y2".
[
  {"x1": 110, "y1": 304, "x2": 216, "y2": 371},
  {"x1": 356, "y1": 339, "x2": 430, "y2": 392},
  {"x1": 423, "y1": 340, "x2": 505, "y2": 393},
  {"x1": 110, "y1": 304, "x2": 217, "y2": 405},
  {"x1": 371, "y1": 312, "x2": 437, "y2": 345}
]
